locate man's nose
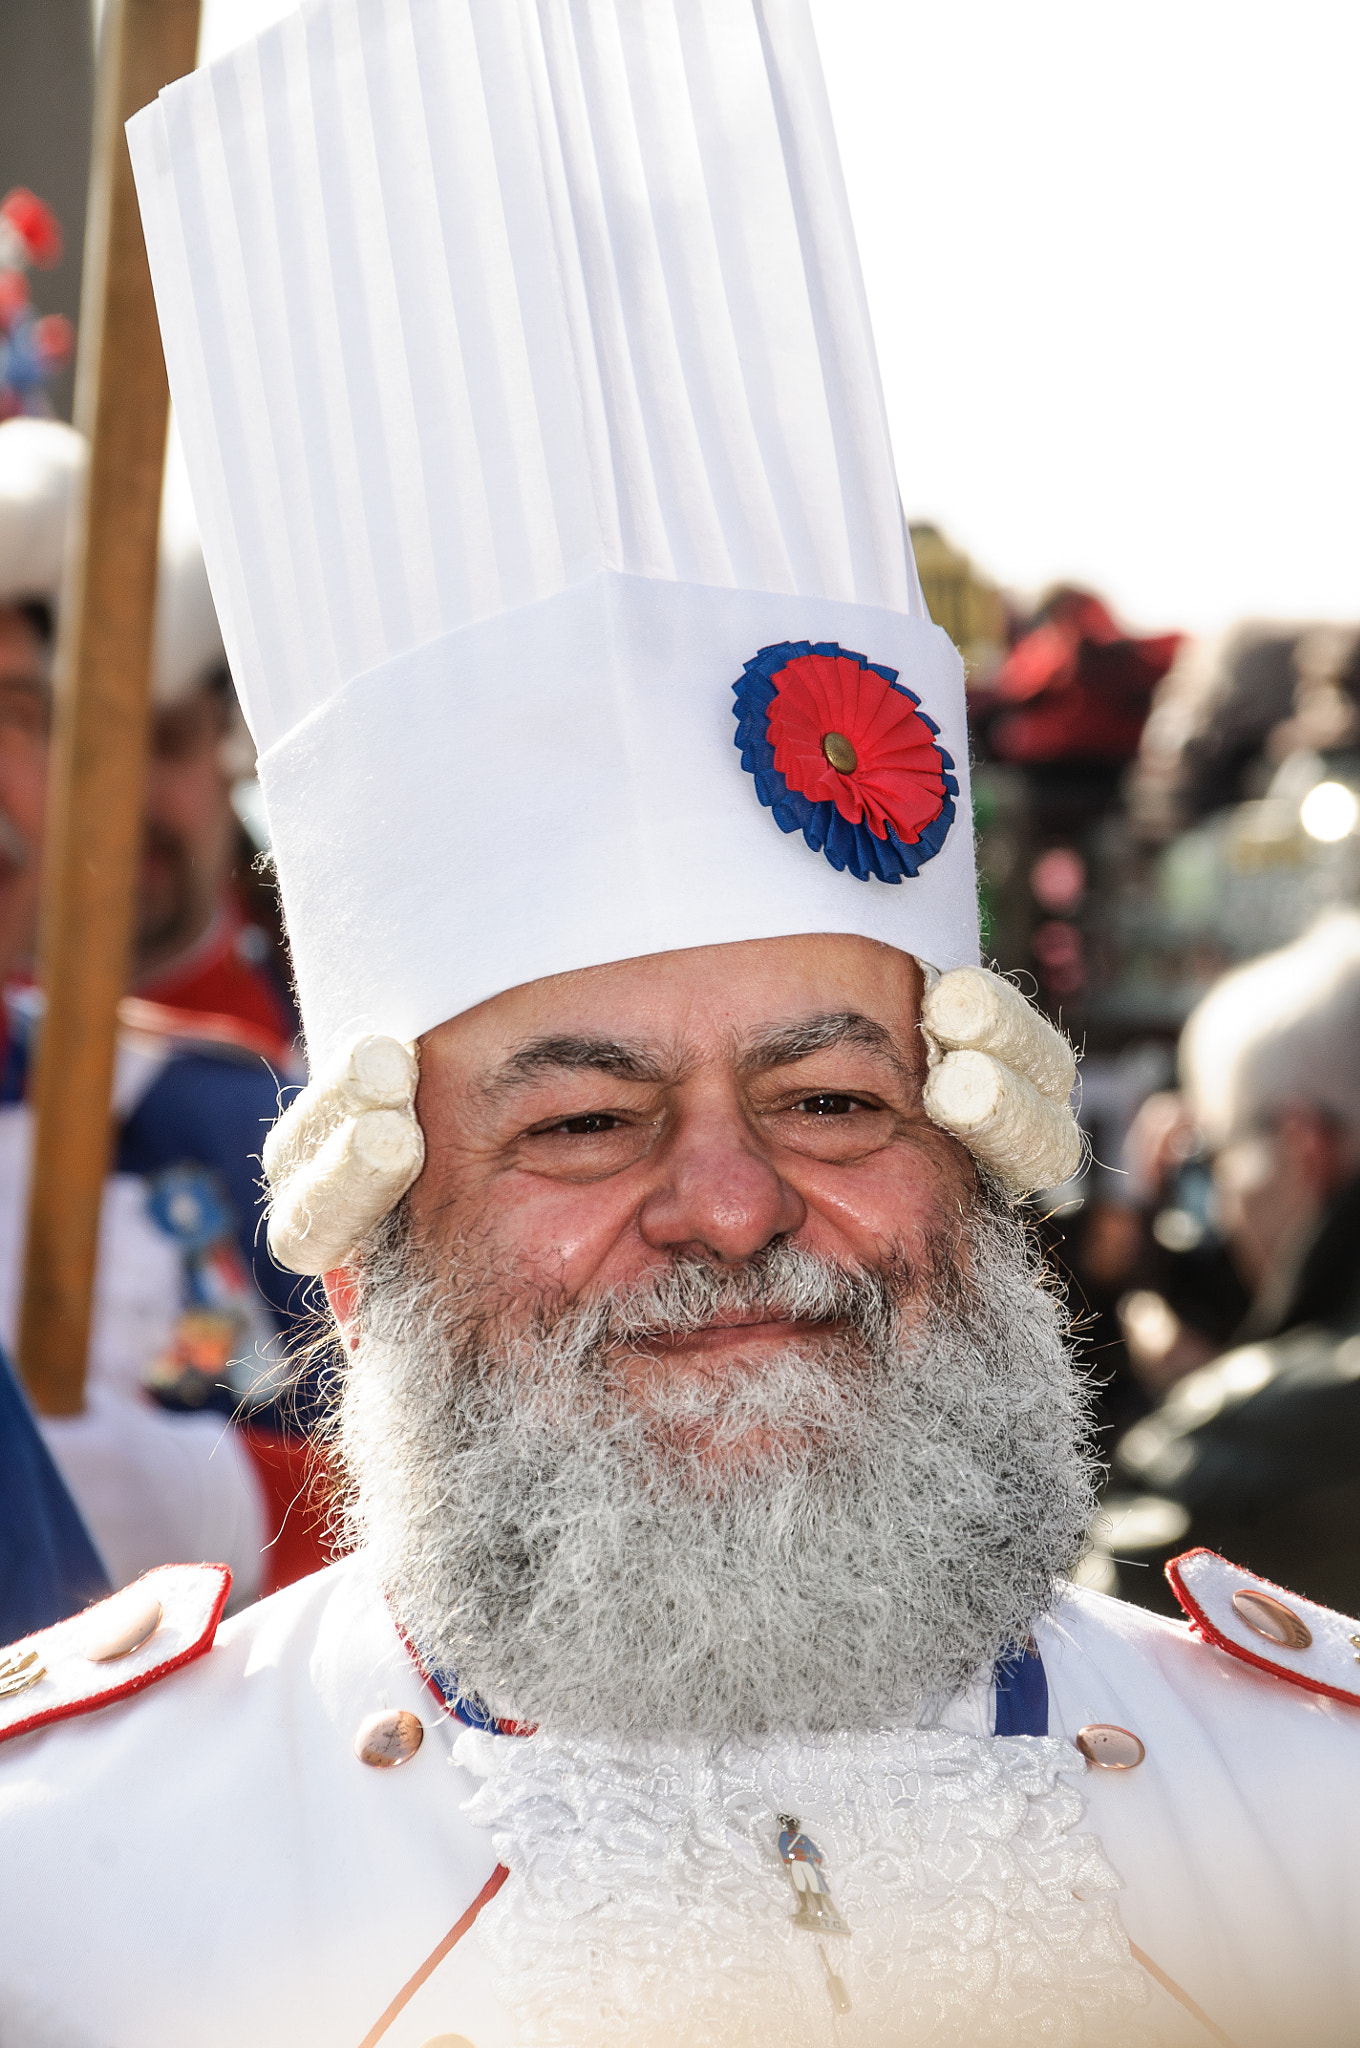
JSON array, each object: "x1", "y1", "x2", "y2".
[{"x1": 637, "y1": 1099, "x2": 805, "y2": 1264}]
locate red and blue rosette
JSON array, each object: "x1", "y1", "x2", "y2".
[{"x1": 732, "y1": 641, "x2": 957, "y2": 882}]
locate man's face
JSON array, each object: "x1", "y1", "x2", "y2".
[
  {"x1": 0, "y1": 606, "x2": 50, "y2": 982},
  {"x1": 410, "y1": 933, "x2": 977, "y2": 1395},
  {"x1": 136, "y1": 685, "x2": 238, "y2": 974},
  {"x1": 1211, "y1": 1106, "x2": 1348, "y2": 1294},
  {"x1": 346, "y1": 936, "x2": 1092, "y2": 1734}
]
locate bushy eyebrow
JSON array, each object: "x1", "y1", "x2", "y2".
[
  {"x1": 737, "y1": 1011, "x2": 906, "y2": 1076},
  {"x1": 483, "y1": 1011, "x2": 905, "y2": 1098},
  {"x1": 485, "y1": 1035, "x2": 672, "y2": 1093}
]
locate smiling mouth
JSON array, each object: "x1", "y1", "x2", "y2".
[{"x1": 640, "y1": 1316, "x2": 845, "y2": 1357}]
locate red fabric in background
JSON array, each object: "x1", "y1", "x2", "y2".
[
  {"x1": 137, "y1": 898, "x2": 297, "y2": 1069},
  {"x1": 239, "y1": 1426, "x2": 338, "y2": 1595},
  {"x1": 983, "y1": 591, "x2": 1182, "y2": 767}
]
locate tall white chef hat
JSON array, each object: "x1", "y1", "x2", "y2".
[
  {"x1": 130, "y1": 0, "x2": 1080, "y2": 1269},
  {"x1": 0, "y1": 413, "x2": 227, "y2": 704}
]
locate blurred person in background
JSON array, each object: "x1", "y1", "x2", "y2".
[
  {"x1": 959, "y1": 579, "x2": 1188, "y2": 1457},
  {"x1": 132, "y1": 672, "x2": 295, "y2": 1059},
  {"x1": 2, "y1": 179, "x2": 296, "y2": 1060},
  {"x1": 1119, "y1": 617, "x2": 1360, "y2": 1010},
  {"x1": 0, "y1": 413, "x2": 326, "y2": 1614},
  {"x1": 129, "y1": 431, "x2": 297, "y2": 1060},
  {"x1": 965, "y1": 571, "x2": 1360, "y2": 1503},
  {"x1": 1106, "y1": 912, "x2": 1360, "y2": 1613}
]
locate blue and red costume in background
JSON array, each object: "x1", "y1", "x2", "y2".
[{"x1": 0, "y1": 989, "x2": 333, "y2": 1597}]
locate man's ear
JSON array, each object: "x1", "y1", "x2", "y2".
[{"x1": 323, "y1": 1268, "x2": 360, "y2": 1351}]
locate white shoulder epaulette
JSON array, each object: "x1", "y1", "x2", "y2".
[
  {"x1": 0, "y1": 1562, "x2": 231, "y2": 1747},
  {"x1": 1168, "y1": 1547, "x2": 1360, "y2": 1708}
]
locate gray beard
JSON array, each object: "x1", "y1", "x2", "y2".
[{"x1": 336, "y1": 1198, "x2": 1096, "y2": 1738}]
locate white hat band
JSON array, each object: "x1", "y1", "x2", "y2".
[{"x1": 263, "y1": 571, "x2": 973, "y2": 1063}]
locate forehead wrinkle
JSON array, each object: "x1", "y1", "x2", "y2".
[
  {"x1": 736, "y1": 1010, "x2": 910, "y2": 1079},
  {"x1": 482, "y1": 1033, "x2": 677, "y2": 1095}
]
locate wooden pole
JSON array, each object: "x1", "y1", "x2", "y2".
[{"x1": 17, "y1": 0, "x2": 201, "y2": 1416}]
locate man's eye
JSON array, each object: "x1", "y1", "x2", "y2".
[
  {"x1": 548, "y1": 1113, "x2": 623, "y2": 1136},
  {"x1": 798, "y1": 1093, "x2": 862, "y2": 1116}
]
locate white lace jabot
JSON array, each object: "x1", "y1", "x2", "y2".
[{"x1": 455, "y1": 1722, "x2": 1158, "y2": 2047}]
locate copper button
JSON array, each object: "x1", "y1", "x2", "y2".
[
  {"x1": 82, "y1": 1589, "x2": 164, "y2": 1664},
  {"x1": 354, "y1": 1707, "x2": 424, "y2": 1768},
  {"x1": 1232, "y1": 1588, "x2": 1312, "y2": 1650},
  {"x1": 821, "y1": 731, "x2": 858, "y2": 774},
  {"x1": 1075, "y1": 1723, "x2": 1145, "y2": 1770}
]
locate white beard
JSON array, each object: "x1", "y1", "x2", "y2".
[{"x1": 337, "y1": 1199, "x2": 1097, "y2": 1737}]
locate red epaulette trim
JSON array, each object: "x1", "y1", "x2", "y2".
[
  {"x1": 118, "y1": 994, "x2": 288, "y2": 1067},
  {"x1": 1167, "y1": 1547, "x2": 1360, "y2": 1709},
  {"x1": 0, "y1": 1562, "x2": 231, "y2": 1747}
]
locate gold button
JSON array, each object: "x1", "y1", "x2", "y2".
[
  {"x1": 821, "y1": 731, "x2": 857, "y2": 773},
  {"x1": 1232, "y1": 1588, "x2": 1312, "y2": 1650},
  {"x1": 354, "y1": 1707, "x2": 425, "y2": 1768},
  {"x1": 82, "y1": 1589, "x2": 164, "y2": 1664},
  {"x1": 1075, "y1": 1723, "x2": 1146, "y2": 1770}
]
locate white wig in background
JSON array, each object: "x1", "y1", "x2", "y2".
[
  {"x1": 1181, "y1": 910, "x2": 1360, "y2": 1148},
  {"x1": 0, "y1": 414, "x2": 227, "y2": 706}
]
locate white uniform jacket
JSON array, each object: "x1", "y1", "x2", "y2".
[{"x1": 0, "y1": 1551, "x2": 1356, "y2": 2048}]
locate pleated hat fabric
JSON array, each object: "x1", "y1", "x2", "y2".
[{"x1": 129, "y1": 0, "x2": 977, "y2": 1065}]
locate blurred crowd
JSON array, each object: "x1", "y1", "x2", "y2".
[
  {"x1": 917, "y1": 526, "x2": 1360, "y2": 1619},
  {"x1": 0, "y1": 189, "x2": 329, "y2": 1642},
  {"x1": 3, "y1": 179, "x2": 1359, "y2": 1641}
]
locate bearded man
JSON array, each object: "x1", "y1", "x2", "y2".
[
  {"x1": 342, "y1": 937, "x2": 1090, "y2": 1748},
  {"x1": 0, "y1": 2, "x2": 1356, "y2": 2044}
]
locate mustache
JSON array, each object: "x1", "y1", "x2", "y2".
[
  {"x1": 377, "y1": 1230, "x2": 967, "y2": 1420},
  {"x1": 569, "y1": 1241, "x2": 909, "y2": 1355},
  {"x1": 368, "y1": 1212, "x2": 974, "y2": 1370}
]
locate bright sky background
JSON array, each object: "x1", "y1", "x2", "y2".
[{"x1": 197, "y1": 0, "x2": 1360, "y2": 636}]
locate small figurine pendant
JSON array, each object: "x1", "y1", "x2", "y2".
[
  {"x1": 776, "y1": 1815, "x2": 852, "y2": 2014},
  {"x1": 777, "y1": 1813, "x2": 850, "y2": 1936}
]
